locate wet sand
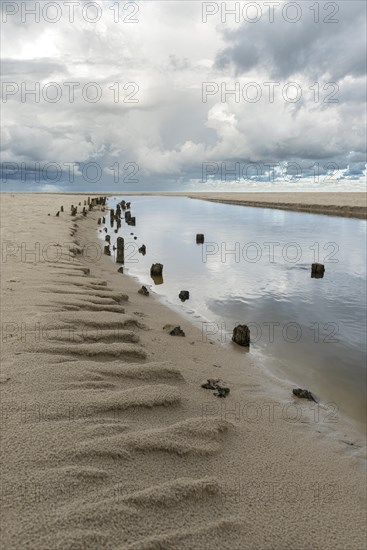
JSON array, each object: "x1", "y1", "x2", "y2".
[
  {"x1": 188, "y1": 192, "x2": 367, "y2": 219},
  {"x1": 1, "y1": 193, "x2": 366, "y2": 549}
]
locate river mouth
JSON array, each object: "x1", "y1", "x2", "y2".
[{"x1": 100, "y1": 195, "x2": 367, "y2": 431}]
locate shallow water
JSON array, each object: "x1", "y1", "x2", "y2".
[{"x1": 102, "y1": 196, "x2": 367, "y2": 428}]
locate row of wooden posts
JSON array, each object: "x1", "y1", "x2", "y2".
[
  {"x1": 103, "y1": 199, "x2": 135, "y2": 261},
  {"x1": 55, "y1": 197, "x2": 326, "y2": 352},
  {"x1": 56, "y1": 196, "x2": 107, "y2": 218}
]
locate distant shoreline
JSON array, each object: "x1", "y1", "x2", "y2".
[
  {"x1": 1, "y1": 192, "x2": 366, "y2": 219},
  {"x1": 188, "y1": 196, "x2": 367, "y2": 219}
]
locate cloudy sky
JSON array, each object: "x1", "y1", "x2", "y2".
[{"x1": 1, "y1": 0, "x2": 366, "y2": 192}]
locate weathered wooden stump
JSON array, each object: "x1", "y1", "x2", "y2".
[
  {"x1": 116, "y1": 237, "x2": 124, "y2": 264},
  {"x1": 55, "y1": 211, "x2": 60, "y2": 217},
  {"x1": 138, "y1": 285, "x2": 149, "y2": 296},
  {"x1": 179, "y1": 290, "x2": 189, "y2": 302},
  {"x1": 87, "y1": 197, "x2": 90, "y2": 205},
  {"x1": 102, "y1": 217, "x2": 105, "y2": 224},
  {"x1": 104, "y1": 244, "x2": 111, "y2": 256},
  {"x1": 126, "y1": 202, "x2": 131, "y2": 209},
  {"x1": 232, "y1": 324, "x2": 250, "y2": 347},
  {"x1": 169, "y1": 326, "x2": 185, "y2": 337},
  {"x1": 151, "y1": 263, "x2": 163, "y2": 277},
  {"x1": 196, "y1": 234, "x2": 204, "y2": 244},
  {"x1": 152, "y1": 275, "x2": 163, "y2": 285},
  {"x1": 311, "y1": 263, "x2": 325, "y2": 278},
  {"x1": 129, "y1": 217, "x2": 136, "y2": 226},
  {"x1": 292, "y1": 388, "x2": 317, "y2": 403},
  {"x1": 60, "y1": 206, "x2": 64, "y2": 212},
  {"x1": 105, "y1": 235, "x2": 111, "y2": 243},
  {"x1": 97, "y1": 218, "x2": 102, "y2": 225},
  {"x1": 71, "y1": 207, "x2": 77, "y2": 216},
  {"x1": 138, "y1": 244, "x2": 146, "y2": 255}
]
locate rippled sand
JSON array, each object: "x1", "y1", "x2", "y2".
[{"x1": 1, "y1": 193, "x2": 366, "y2": 549}]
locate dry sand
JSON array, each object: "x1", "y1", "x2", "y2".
[{"x1": 1, "y1": 193, "x2": 366, "y2": 549}]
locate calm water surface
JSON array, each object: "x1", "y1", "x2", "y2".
[{"x1": 102, "y1": 196, "x2": 367, "y2": 428}]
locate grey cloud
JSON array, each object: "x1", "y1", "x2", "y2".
[
  {"x1": 0, "y1": 0, "x2": 365, "y2": 191},
  {"x1": 216, "y1": 1, "x2": 366, "y2": 81}
]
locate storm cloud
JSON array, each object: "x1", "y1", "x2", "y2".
[{"x1": 0, "y1": 0, "x2": 366, "y2": 192}]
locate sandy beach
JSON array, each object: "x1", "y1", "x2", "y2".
[{"x1": 1, "y1": 193, "x2": 366, "y2": 550}]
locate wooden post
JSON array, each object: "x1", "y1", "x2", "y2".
[
  {"x1": 151, "y1": 263, "x2": 163, "y2": 277},
  {"x1": 116, "y1": 237, "x2": 124, "y2": 264},
  {"x1": 232, "y1": 325, "x2": 250, "y2": 347},
  {"x1": 311, "y1": 263, "x2": 325, "y2": 278}
]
